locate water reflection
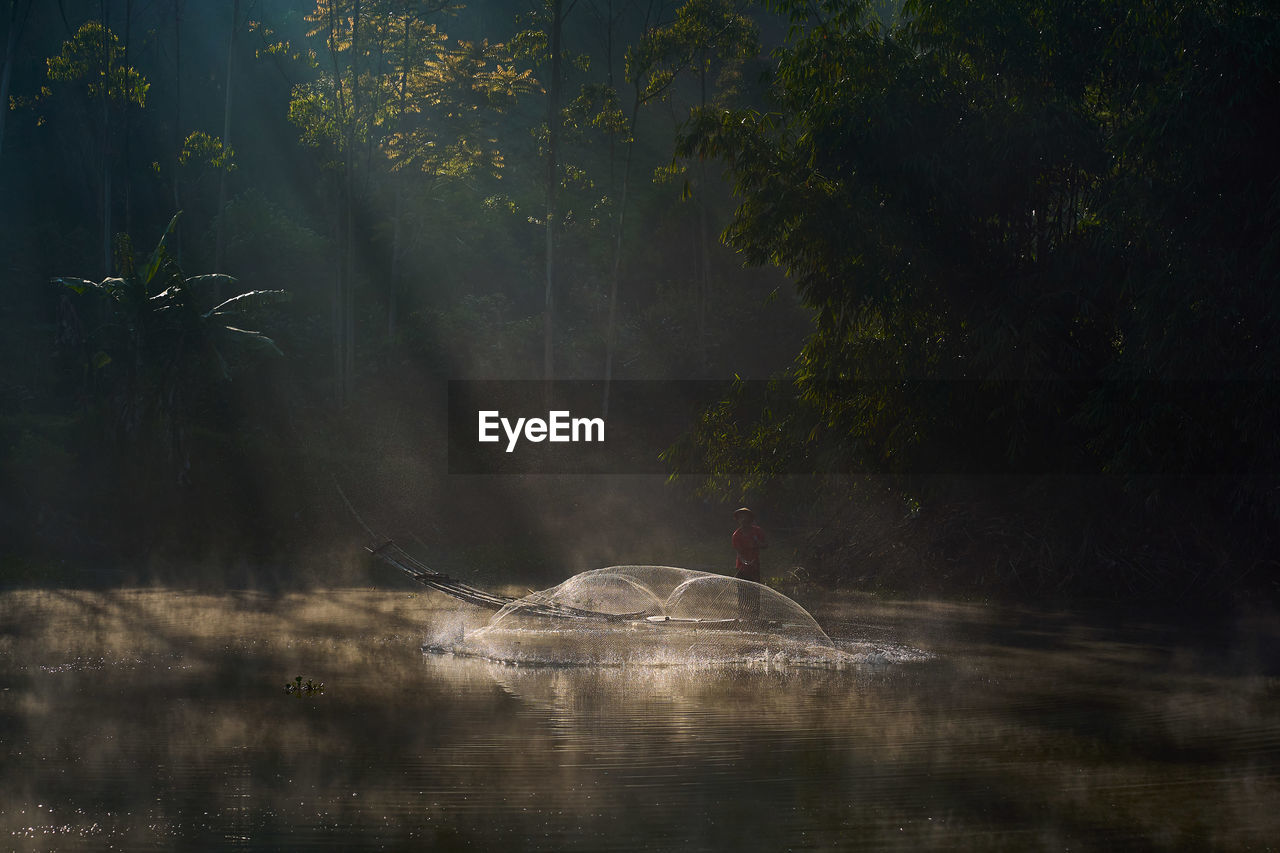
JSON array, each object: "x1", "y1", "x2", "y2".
[{"x1": 0, "y1": 588, "x2": 1277, "y2": 850}]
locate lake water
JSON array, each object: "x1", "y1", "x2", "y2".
[{"x1": 1, "y1": 587, "x2": 1276, "y2": 850}]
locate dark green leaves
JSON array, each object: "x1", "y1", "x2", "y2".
[
  {"x1": 672, "y1": 0, "x2": 1280, "y2": 519},
  {"x1": 49, "y1": 216, "x2": 291, "y2": 458}
]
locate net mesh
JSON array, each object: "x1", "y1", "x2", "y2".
[{"x1": 440, "y1": 566, "x2": 858, "y2": 667}]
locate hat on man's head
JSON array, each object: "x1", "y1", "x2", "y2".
[{"x1": 733, "y1": 507, "x2": 755, "y2": 518}]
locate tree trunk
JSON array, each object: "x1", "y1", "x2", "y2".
[
  {"x1": 327, "y1": 2, "x2": 342, "y2": 403},
  {"x1": 122, "y1": 0, "x2": 133, "y2": 238},
  {"x1": 331, "y1": 174, "x2": 343, "y2": 403},
  {"x1": 388, "y1": 9, "x2": 414, "y2": 340},
  {"x1": 171, "y1": 0, "x2": 182, "y2": 260},
  {"x1": 544, "y1": 0, "x2": 564, "y2": 387},
  {"x1": 389, "y1": 176, "x2": 402, "y2": 340},
  {"x1": 324, "y1": 0, "x2": 351, "y2": 405},
  {"x1": 214, "y1": 0, "x2": 239, "y2": 275},
  {"x1": 602, "y1": 90, "x2": 641, "y2": 418},
  {"x1": 696, "y1": 62, "x2": 710, "y2": 373},
  {"x1": 342, "y1": 0, "x2": 361, "y2": 404},
  {"x1": 697, "y1": 157, "x2": 710, "y2": 372},
  {"x1": 602, "y1": 0, "x2": 661, "y2": 415},
  {"x1": 603, "y1": 0, "x2": 615, "y2": 187},
  {"x1": 0, "y1": 1, "x2": 33, "y2": 163},
  {"x1": 100, "y1": 0, "x2": 112, "y2": 275}
]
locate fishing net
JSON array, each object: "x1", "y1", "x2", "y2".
[{"x1": 437, "y1": 566, "x2": 860, "y2": 667}]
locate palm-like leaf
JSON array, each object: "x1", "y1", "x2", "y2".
[
  {"x1": 140, "y1": 213, "x2": 181, "y2": 291},
  {"x1": 149, "y1": 285, "x2": 185, "y2": 303},
  {"x1": 52, "y1": 276, "x2": 101, "y2": 295},
  {"x1": 205, "y1": 289, "x2": 292, "y2": 318},
  {"x1": 219, "y1": 325, "x2": 285, "y2": 357},
  {"x1": 184, "y1": 274, "x2": 238, "y2": 290},
  {"x1": 53, "y1": 276, "x2": 129, "y2": 300}
]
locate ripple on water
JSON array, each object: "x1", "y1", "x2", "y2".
[{"x1": 427, "y1": 622, "x2": 934, "y2": 669}]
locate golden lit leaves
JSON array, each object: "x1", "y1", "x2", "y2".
[
  {"x1": 379, "y1": 38, "x2": 536, "y2": 177},
  {"x1": 44, "y1": 21, "x2": 149, "y2": 108},
  {"x1": 249, "y1": 20, "x2": 319, "y2": 69},
  {"x1": 287, "y1": 2, "x2": 535, "y2": 181},
  {"x1": 179, "y1": 132, "x2": 236, "y2": 172}
]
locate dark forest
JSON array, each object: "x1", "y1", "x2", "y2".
[{"x1": 1, "y1": 0, "x2": 1276, "y2": 609}]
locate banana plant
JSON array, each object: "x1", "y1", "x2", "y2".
[{"x1": 53, "y1": 213, "x2": 291, "y2": 477}]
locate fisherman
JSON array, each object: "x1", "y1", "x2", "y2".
[{"x1": 731, "y1": 507, "x2": 768, "y2": 620}]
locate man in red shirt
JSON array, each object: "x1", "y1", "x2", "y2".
[{"x1": 731, "y1": 507, "x2": 768, "y2": 620}]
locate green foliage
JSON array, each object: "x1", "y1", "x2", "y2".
[
  {"x1": 179, "y1": 131, "x2": 235, "y2": 172},
  {"x1": 284, "y1": 675, "x2": 324, "y2": 694},
  {"x1": 288, "y1": 1, "x2": 535, "y2": 178},
  {"x1": 382, "y1": 38, "x2": 537, "y2": 177},
  {"x1": 566, "y1": 83, "x2": 626, "y2": 139},
  {"x1": 44, "y1": 21, "x2": 148, "y2": 109},
  {"x1": 509, "y1": 9, "x2": 549, "y2": 66},
  {"x1": 634, "y1": 0, "x2": 759, "y2": 104},
  {"x1": 52, "y1": 215, "x2": 290, "y2": 475},
  {"x1": 217, "y1": 190, "x2": 326, "y2": 268},
  {"x1": 287, "y1": 83, "x2": 344, "y2": 154},
  {"x1": 0, "y1": 0, "x2": 797, "y2": 571},
  {"x1": 662, "y1": 376, "x2": 808, "y2": 499},
  {"x1": 249, "y1": 18, "x2": 320, "y2": 68},
  {"x1": 673, "y1": 0, "x2": 1280, "y2": 522}
]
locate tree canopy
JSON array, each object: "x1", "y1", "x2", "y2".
[
  {"x1": 674, "y1": 0, "x2": 1279, "y2": 524},
  {"x1": 0, "y1": 0, "x2": 1273, "y2": 599}
]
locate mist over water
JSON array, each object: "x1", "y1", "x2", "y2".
[{"x1": 2, "y1": 587, "x2": 1277, "y2": 850}]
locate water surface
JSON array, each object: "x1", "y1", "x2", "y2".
[{"x1": 1, "y1": 588, "x2": 1276, "y2": 850}]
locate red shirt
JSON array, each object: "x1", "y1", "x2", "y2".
[{"x1": 732, "y1": 523, "x2": 768, "y2": 573}]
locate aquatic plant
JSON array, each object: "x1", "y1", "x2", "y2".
[{"x1": 284, "y1": 675, "x2": 324, "y2": 695}]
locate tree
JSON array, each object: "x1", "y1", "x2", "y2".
[
  {"x1": 380, "y1": 1, "x2": 446, "y2": 338},
  {"x1": 53, "y1": 214, "x2": 290, "y2": 483},
  {"x1": 641, "y1": 0, "x2": 757, "y2": 370},
  {"x1": 213, "y1": 0, "x2": 242, "y2": 273},
  {"x1": 379, "y1": 32, "x2": 535, "y2": 335},
  {"x1": 512, "y1": 0, "x2": 578, "y2": 386},
  {"x1": 40, "y1": 19, "x2": 149, "y2": 275},
  {"x1": 598, "y1": 0, "x2": 676, "y2": 414},
  {"x1": 286, "y1": 0, "x2": 532, "y2": 401},
  {"x1": 674, "y1": 0, "x2": 1280, "y2": 527},
  {"x1": 169, "y1": 0, "x2": 183, "y2": 258},
  {"x1": 0, "y1": 0, "x2": 34, "y2": 163}
]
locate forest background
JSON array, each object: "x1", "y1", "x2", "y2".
[{"x1": 0, "y1": 0, "x2": 1276, "y2": 611}]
